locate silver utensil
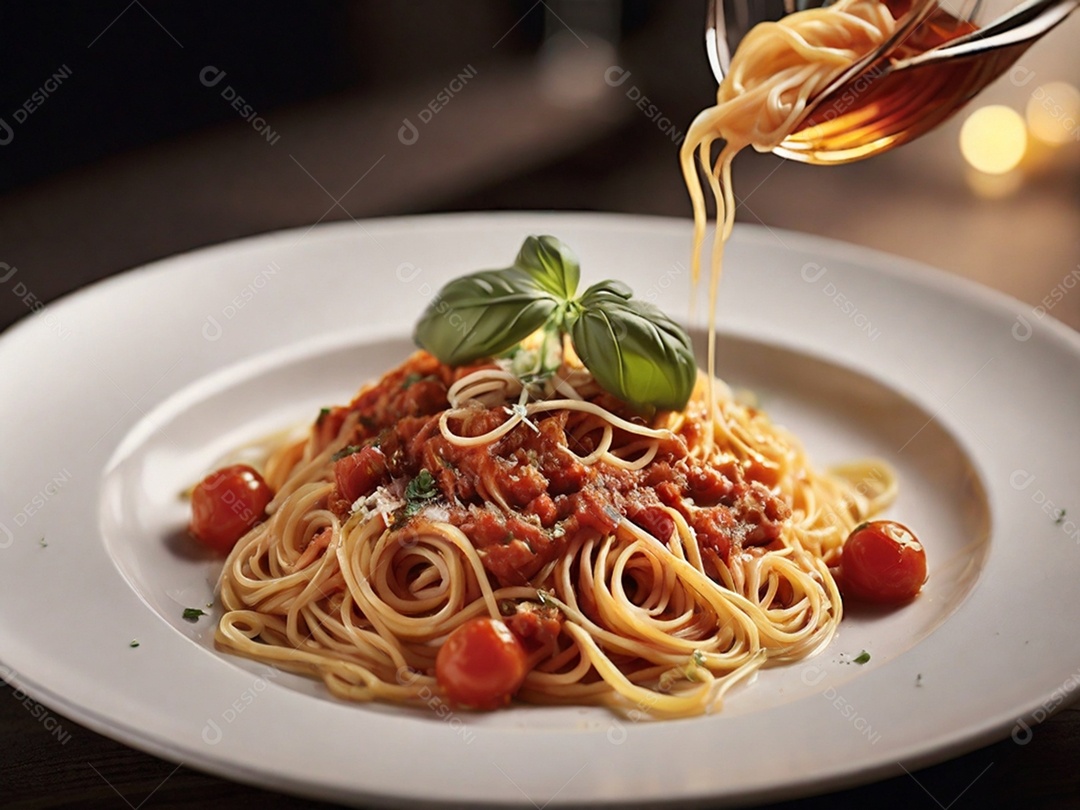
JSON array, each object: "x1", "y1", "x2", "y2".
[
  {"x1": 707, "y1": 0, "x2": 1078, "y2": 84},
  {"x1": 703, "y1": 0, "x2": 1078, "y2": 163}
]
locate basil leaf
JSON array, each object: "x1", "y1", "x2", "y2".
[
  {"x1": 515, "y1": 235, "x2": 580, "y2": 301},
  {"x1": 414, "y1": 268, "x2": 558, "y2": 365},
  {"x1": 569, "y1": 281, "x2": 696, "y2": 411},
  {"x1": 571, "y1": 279, "x2": 632, "y2": 303}
]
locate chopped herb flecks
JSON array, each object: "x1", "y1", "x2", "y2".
[
  {"x1": 401, "y1": 373, "x2": 434, "y2": 390},
  {"x1": 183, "y1": 608, "x2": 206, "y2": 622},
  {"x1": 129, "y1": 640, "x2": 140, "y2": 648},
  {"x1": 403, "y1": 470, "x2": 439, "y2": 517},
  {"x1": 853, "y1": 651, "x2": 871, "y2": 665},
  {"x1": 331, "y1": 445, "x2": 362, "y2": 462}
]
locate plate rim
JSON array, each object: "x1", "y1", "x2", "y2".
[
  {"x1": 1, "y1": 211, "x2": 1078, "y2": 807},
  {"x1": 3, "y1": 210, "x2": 1078, "y2": 351}
]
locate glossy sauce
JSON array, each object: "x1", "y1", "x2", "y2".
[{"x1": 325, "y1": 353, "x2": 789, "y2": 587}]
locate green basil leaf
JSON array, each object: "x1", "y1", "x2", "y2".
[
  {"x1": 571, "y1": 278, "x2": 632, "y2": 303},
  {"x1": 414, "y1": 268, "x2": 558, "y2": 365},
  {"x1": 515, "y1": 235, "x2": 580, "y2": 301},
  {"x1": 569, "y1": 281, "x2": 696, "y2": 411}
]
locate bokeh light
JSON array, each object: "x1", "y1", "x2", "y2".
[
  {"x1": 1026, "y1": 82, "x2": 1080, "y2": 146},
  {"x1": 959, "y1": 105, "x2": 1028, "y2": 175}
]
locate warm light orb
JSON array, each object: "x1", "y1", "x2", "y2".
[
  {"x1": 1026, "y1": 82, "x2": 1080, "y2": 146},
  {"x1": 959, "y1": 105, "x2": 1027, "y2": 175}
]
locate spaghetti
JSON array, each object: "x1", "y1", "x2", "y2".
[
  {"x1": 200, "y1": 0, "x2": 917, "y2": 716},
  {"x1": 213, "y1": 350, "x2": 895, "y2": 716},
  {"x1": 681, "y1": 0, "x2": 898, "y2": 380}
]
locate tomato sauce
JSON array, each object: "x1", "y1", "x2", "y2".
[{"x1": 325, "y1": 353, "x2": 789, "y2": 586}]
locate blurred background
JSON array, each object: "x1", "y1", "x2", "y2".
[{"x1": 0, "y1": 0, "x2": 1077, "y2": 335}]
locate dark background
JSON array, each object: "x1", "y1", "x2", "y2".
[
  {"x1": 1, "y1": 1, "x2": 1078, "y2": 334},
  {"x1": 2, "y1": 1, "x2": 1077, "y2": 337},
  {"x1": 0, "y1": 0, "x2": 714, "y2": 334}
]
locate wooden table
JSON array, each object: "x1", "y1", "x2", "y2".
[{"x1": 2, "y1": 676, "x2": 1077, "y2": 808}]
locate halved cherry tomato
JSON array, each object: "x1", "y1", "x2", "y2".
[
  {"x1": 840, "y1": 520, "x2": 927, "y2": 604},
  {"x1": 435, "y1": 617, "x2": 528, "y2": 709},
  {"x1": 189, "y1": 464, "x2": 273, "y2": 554}
]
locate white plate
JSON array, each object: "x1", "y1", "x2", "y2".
[{"x1": 1, "y1": 212, "x2": 1078, "y2": 807}]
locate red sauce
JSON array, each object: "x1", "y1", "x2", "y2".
[
  {"x1": 326, "y1": 352, "x2": 790, "y2": 587},
  {"x1": 503, "y1": 600, "x2": 561, "y2": 649}
]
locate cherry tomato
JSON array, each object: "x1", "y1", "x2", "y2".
[
  {"x1": 189, "y1": 464, "x2": 274, "y2": 554},
  {"x1": 334, "y1": 445, "x2": 387, "y2": 504},
  {"x1": 435, "y1": 617, "x2": 528, "y2": 709},
  {"x1": 840, "y1": 520, "x2": 927, "y2": 604}
]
